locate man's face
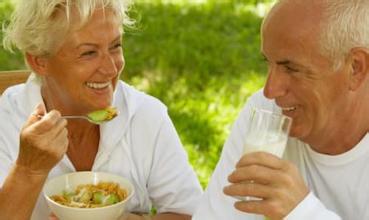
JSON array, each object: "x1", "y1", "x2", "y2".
[{"x1": 260, "y1": 2, "x2": 351, "y2": 145}]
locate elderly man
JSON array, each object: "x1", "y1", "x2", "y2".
[{"x1": 193, "y1": 0, "x2": 369, "y2": 219}]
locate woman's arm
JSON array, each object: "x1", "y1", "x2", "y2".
[
  {"x1": 0, "y1": 165, "x2": 48, "y2": 220},
  {"x1": 0, "y1": 104, "x2": 68, "y2": 220}
]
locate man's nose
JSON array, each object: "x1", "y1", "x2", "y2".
[{"x1": 263, "y1": 66, "x2": 288, "y2": 99}]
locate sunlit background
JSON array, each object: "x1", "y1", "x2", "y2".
[{"x1": 0, "y1": 0, "x2": 275, "y2": 187}]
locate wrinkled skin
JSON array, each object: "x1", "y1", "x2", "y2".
[
  {"x1": 17, "y1": 103, "x2": 68, "y2": 174},
  {"x1": 224, "y1": 152, "x2": 308, "y2": 220}
]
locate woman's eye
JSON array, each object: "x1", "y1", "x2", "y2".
[{"x1": 111, "y1": 43, "x2": 122, "y2": 50}]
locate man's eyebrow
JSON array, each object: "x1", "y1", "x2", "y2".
[
  {"x1": 277, "y1": 59, "x2": 313, "y2": 73},
  {"x1": 276, "y1": 60, "x2": 292, "y2": 65}
]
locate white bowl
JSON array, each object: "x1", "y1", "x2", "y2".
[{"x1": 43, "y1": 171, "x2": 134, "y2": 220}]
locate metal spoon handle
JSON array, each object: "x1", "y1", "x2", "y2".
[{"x1": 61, "y1": 115, "x2": 89, "y2": 120}]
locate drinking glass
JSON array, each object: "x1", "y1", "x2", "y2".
[
  {"x1": 239, "y1": 108, "x2": 292, "y2": 201},
  {"x1": 243, "y1": 108, "x2": 292, "y2": 157}
]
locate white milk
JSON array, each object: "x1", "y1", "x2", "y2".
[
  {"x1": 243, "y1": 133, "x2": 287, "y2": 158},
  {"x1": 243, "y1": 140, "x2": 286, "y2": 158}
]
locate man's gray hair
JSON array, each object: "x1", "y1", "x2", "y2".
[
  {"x1": 3, "y1": 0, "x2": 133, "y2": 57},
  {"x1": 320, "y1": 0, "x2": 369, "y2": 68}
]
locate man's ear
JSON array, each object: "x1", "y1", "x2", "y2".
[
  {"x1": 349, "y1": 47, "x2": 369, "y2": 91},
  {"x1": 25, "y1": 53, "x2": 49, "y2": 76}
]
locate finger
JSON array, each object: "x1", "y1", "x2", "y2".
[
  {"x1": 24, "y1": 103, "x2": 47, "y2": 127},
  {"x1": 228, "y1": 165, "x2": 275, "y2": 184},
  {"x1": 234, "y1": 200, "x2": 285, "y2": 219},
  {"x1": 32, "y1": 110, "x2": 62, "y2": 133},
  {"x1": 49, "y1": 212, "x2": 59, "y2": 220},
  {"x1": 237, "y1": 151, "x2": 285, "y2": 170},
  {"x1": 234, "y1": 199, "x2": 266, "y2": 216},
  {"x1": 45, "y1": 117, "x2": 68, "y2": 141},
  {"x1": 51, "y1": 128, "x2": 69, "y2": 155},
  {"x1": 228, "y1": 164, "x2": 297, "y2": 192},
  {"x1": 41, "y1": 110, "x2": 61, "y2": 124},
  {"x1": 223, "y1": 182, "x2": 272, "y2": 199}
]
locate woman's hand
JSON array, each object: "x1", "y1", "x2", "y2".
[
  {"x1": 223, "y1": 151, "x2": 309, "y2": 220},
  {"x1": 0, "y1": 104, "x2": 69, "y2": 220},
  {"x1": 16, "y1": 103, "x2": 68, "y2": 174}
]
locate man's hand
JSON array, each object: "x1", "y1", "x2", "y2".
[
  {"x1": 223, "y1": 151, "x2": 309, "y2": 220},
  {"x1": 17, "y1": 103, "x2": 68, "y2": 174}
]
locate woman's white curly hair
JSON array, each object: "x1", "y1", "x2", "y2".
[{"x1": 3, "y1": 0, "x2": 133, "y2": 57}]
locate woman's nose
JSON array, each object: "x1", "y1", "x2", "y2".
[{"x1": 99, "y1": 53, "x2": 118, "y2": 75}]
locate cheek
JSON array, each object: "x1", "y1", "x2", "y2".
[
  {"x1": 115, "y1": 55, "x2": 125, "y2": 72},
  {"x1": 288, "y1": 88, "x2": 319, "y2": 138},
  {"x1": 296, "y1": 92, "x2": 328, "y2": 137}
]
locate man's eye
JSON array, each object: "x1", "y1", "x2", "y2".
[
  {"x1": 80, "y1": 51, "x2": 96, "y2": 57},
  {"x1": 284, "y1": 66, "x2": 299, "y2": 73}
]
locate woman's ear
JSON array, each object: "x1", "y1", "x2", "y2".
[
  {"x1": 25, "y1": 53, "x2": 49, "y2": 76},
  {"x1": 349, "y1": 47, "x2": 369, "y2": 91}
]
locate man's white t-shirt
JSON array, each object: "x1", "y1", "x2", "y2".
[
  {"x1": 0, "y1": 74, "x2": 203, "y2": 220},
  {"x1": 193, "y1": 90, "x2": 369, "y2": 220}
]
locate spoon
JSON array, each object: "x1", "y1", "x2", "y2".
[
  {"x1": 37, "y1": 107, "x2": 119, "y2": 124},
  {"x1": 83, "y1": 106, "x2": 118, "y2": 124}
]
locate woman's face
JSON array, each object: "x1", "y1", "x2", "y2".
[{"x1": 42, "y1": 8, "x2": 124, "y2": 114}]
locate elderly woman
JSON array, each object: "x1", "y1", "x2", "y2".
[{"x1": 0, "y1": 0, "x2": 202, "y2": 219}]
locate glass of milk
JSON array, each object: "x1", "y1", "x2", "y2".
[
  {"x1": 244, "y1": 108, "x2": 292, "y2": 157},
  {"x1": 239, "y1": 108, "x2": 292, "y2": 201}
]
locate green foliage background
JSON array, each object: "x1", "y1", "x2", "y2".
[{"x1": 0, "y1": 0, "x2": 272, "y2": 187}]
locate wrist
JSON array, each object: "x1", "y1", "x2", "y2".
[{"x1": 13, "y1": 163, "x2": 49, "y2": 181}]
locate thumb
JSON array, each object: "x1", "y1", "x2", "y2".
[
  {"x1": 25, "y1": 103, "x2": 47, "y2": 126},
  {"x1": 34, "y1": 102, "x2": 47, "y2": 116},
  {"x1": 48, "y1": 212, "x2": 59, "y2": 220}
]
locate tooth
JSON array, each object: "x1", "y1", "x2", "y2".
[
  {"x1": 86, "y1": 82, "x2": 110, "y2": 89},
  {"x1": 283, "y1": 107, "x2": 296, "y2": 111}
]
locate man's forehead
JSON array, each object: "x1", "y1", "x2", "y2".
[
  {"x1": 262, "y1": 0, "x2": 324, "y2": 38},
  {"x1": 268, "y1": 0, "x2": 324, "y2": 20}
]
